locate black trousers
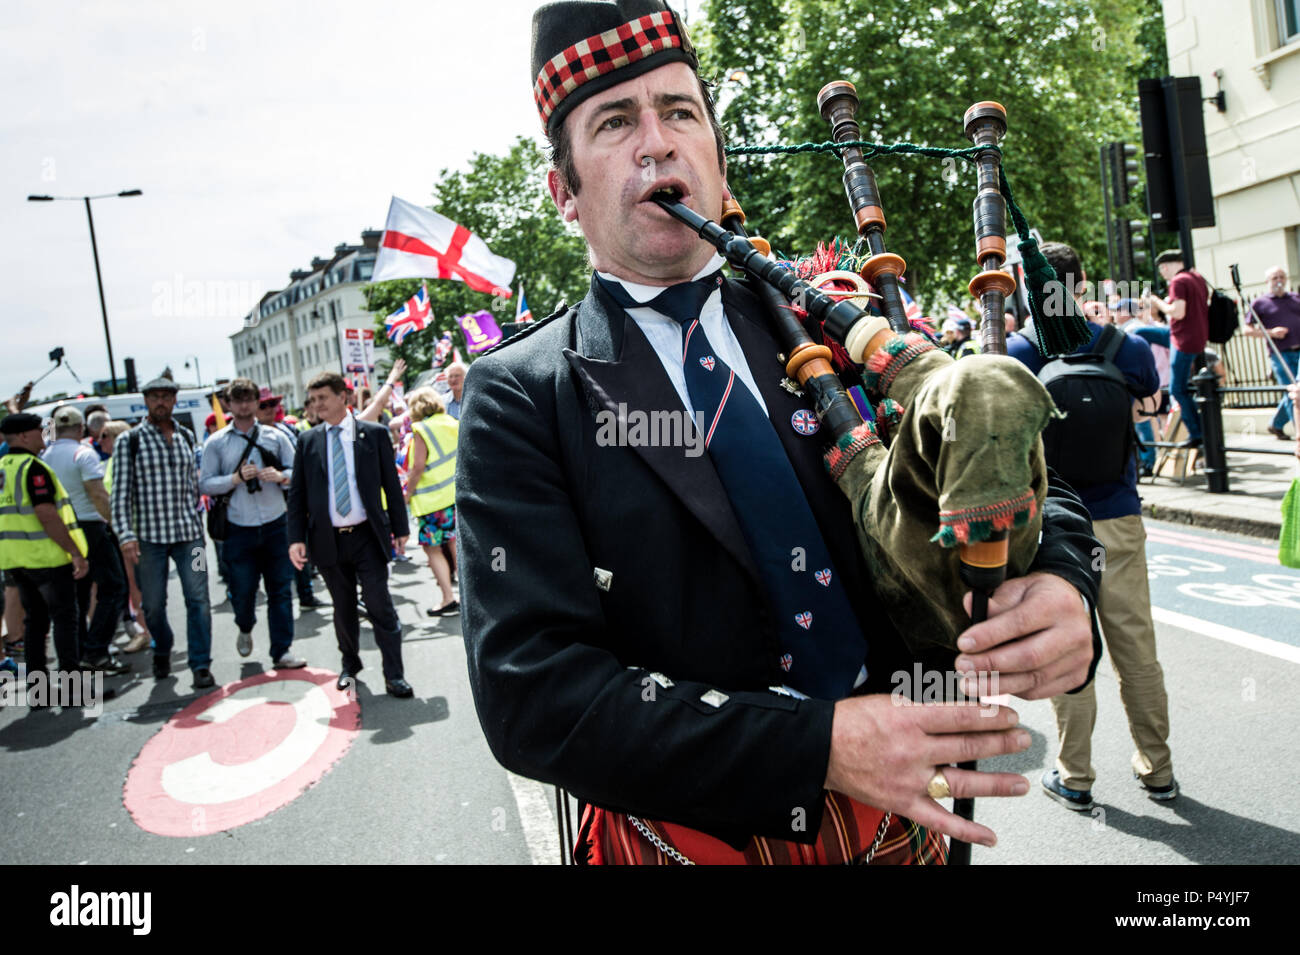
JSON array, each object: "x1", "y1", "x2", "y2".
[
  {"x1": 77, "y1": 521, "x2": 127, "y2": 659},
  {"x1": 317, "y1": 527, "x2": 404, "y2": 681},
  {"x1": 10, "y1": 564, "x2": 80, "y2": 673}
]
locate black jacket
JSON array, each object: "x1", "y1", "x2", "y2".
[
  {"x1": 286, "y1": 416, "x2": 408, "y2": 565},
  {"x1": 456, "y1": 276, "x2": 1102, "y2": 846}
]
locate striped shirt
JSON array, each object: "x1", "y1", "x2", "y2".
[{"x1": 110, "y1": 418, "x2": 203, "y2": 545}]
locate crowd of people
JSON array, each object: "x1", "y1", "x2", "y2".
[{"x1": 0, "y1": 358, "x2": 471, "y2": 699}]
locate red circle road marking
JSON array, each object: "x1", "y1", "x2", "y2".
[{"x1": 123, "y1": 668, "x2": 360, "y2": 837}]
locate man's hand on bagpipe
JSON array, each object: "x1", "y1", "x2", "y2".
[
  {"x1": 956, "y1": 571, "x2": 1095, "y2": 702},
  {"x1": 824, "y1": 695, "x2": 1030, "y2": 849}
]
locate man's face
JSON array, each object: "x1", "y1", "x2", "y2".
[
  {"x1": 303, "y1": 393, "x2": 318, "y2": 423},
  {"x1": 310, "y1": 386, "x2": 346, "y2": 424},
  {"x1": 1266, "y1": 268, "x2": 1288, "y2": 295},
  {"x1": 144, "y1": 390, "x2": 176, "y2": 424},
  {"x1": 548, "y1": 63, "x2": 726, "y2": 285},
  {"x1": 9, "y1": 427, "x2": 45, "y2": 453},
  {"x1": 447, "y1": 367, "x2": 465, "y2": 399},
  {"x1": 229, "y1": 394, "x2": 258, "y2": 423},
  {"x1": 1157, "y1": 260, "x2": 1181, "y2": 282}
]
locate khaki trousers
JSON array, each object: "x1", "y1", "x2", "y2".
[{"x1": 1051, "y1": 513, "x2": 1174, "y2": 790}]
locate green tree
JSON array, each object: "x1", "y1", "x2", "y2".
[
  {"x1": 695, "y1": 0, "x2": 1151, "y2": 312},
  {"x1": 365, "y1": 136, "x2": 588, "y2": 375}
]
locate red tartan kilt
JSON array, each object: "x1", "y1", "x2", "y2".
[{"x1": 577, "y1": 792, "x2": 948, "y2": 865}]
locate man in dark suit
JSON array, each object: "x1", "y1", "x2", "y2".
[
  {"x1": 288, "y1": 371, "x2": 413, "y2": 697},
  {"x1": 457, "y1": 0, "x2": 1102, "y2": 863}
]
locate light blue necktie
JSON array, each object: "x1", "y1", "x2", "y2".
[{"x1": 329, "y1": 425, "x2": 352, "y2": 516}]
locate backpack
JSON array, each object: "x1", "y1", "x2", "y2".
[
  {"x1": 1205, "y1": 283, "x2": 1239, "y2": 344},
  {"x1": 1033, "y1": 324, "x2": 1137, "y2": 488}
]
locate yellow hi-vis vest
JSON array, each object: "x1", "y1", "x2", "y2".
[
  {"x1": 409, "y1": 415, "x2": 459, "y2": 516},
  {"x1": 0, "y1": 452, "x2": 89, "y2": 571}
]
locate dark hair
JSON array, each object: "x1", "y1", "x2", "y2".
[
  {"x1": 548, "y1": 73, "x2": 726, "y2": 195},
  {"x1": 307, "y1": 371, "x2": 347, "y2": 395},
  {"x1": 1039, "y1": 241, "x2": 1085, "y2": 297},
  {"x1": 83, "y1": 403, "x2": 107, "y2": 416},
  {"x1": 226, "y1": 377, "x2": 259, "y2": 401}
]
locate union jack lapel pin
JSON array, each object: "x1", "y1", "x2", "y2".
[
  {"x1": 815, "y1": 568, "x2": 832, "y2": 587},
  {"x1": 795, "y1": 611, "x2": 812, "y2": 630},
  {"x1": 791, "y1": 410, "x2": 819, "y2": 436}
]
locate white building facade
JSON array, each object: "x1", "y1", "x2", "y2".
[
  {"x1": 1163, "y1": 0, "x2": 1300, "y2": 295},
  {"x1": 230, "y1": 230, "x2": 389, "y2": 408}
]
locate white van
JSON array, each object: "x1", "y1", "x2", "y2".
[{"x1": 24, "y1": 388, "x2": 215, "y2": 438}]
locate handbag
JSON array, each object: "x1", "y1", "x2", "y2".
[{"x1": 207, "y1": 427, "x2": 260, "y2": 542}]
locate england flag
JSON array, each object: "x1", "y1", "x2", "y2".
[{"x1": 373, "y1": 196, "x2": 516, "y2": 297}]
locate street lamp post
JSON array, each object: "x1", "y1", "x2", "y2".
[
  {"x1": 27, "y1": 190, "x2": 142, "y2": 395},
  {"x1": 247, "y1": 337, "x2": 270, "y2": 385},
  {"x1": 317, "y1": 306, "x2": 345, "y2": 374},
  {"x1": 184, "y1": 355, "x2": 203, "y2": 388}
]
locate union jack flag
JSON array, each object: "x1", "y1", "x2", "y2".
[
  {"x1": 385, "y1": 284, "x2": 432, "y2": 345},
  {"x1": 433, "y1": 331, "x2": 454, "y2": 368},
  {"x1": 900, "y1": 287, "x2": 923, "y2": 322},
  {"x1": 815, "y1": 568, "x2": 832, "y2": 587},
  {"x1": 779, "y1": 653, "x2": 793, "y2": 671},
  {"x1": 699, "y1": 355, "x2": 716, "y2": 371},
  {"x1": 515, "y1": 284, "x2": 533, "y2": 324},
  {"x1": 795, "y1": 611, "x2": 812, "y2": 630}
]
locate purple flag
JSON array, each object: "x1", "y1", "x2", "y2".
[{"x1": 456, "y1": 310, "x2": 503, "y2": 353}]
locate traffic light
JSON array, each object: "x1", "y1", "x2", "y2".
[
  {"x1": 1110, "y1": 142, "x2": 1140, "y2": 207},
  {"x1": 1128, "y1": 220, "x2": 1148, "y2": 277},
  {"x1": 1111, "y1": 218, "x2": 1149, "y2": 283}
]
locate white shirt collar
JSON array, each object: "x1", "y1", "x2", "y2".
[
  {"x1": 326, "y1": 412, "x2": 356, "y2": 438},
  {"x1": 596, "y1": 252, "x2": 726, "y2": 305}
]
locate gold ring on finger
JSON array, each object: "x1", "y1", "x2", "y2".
[{"x1": 926, "y1": 768, "x2": 952, "y2": 800}]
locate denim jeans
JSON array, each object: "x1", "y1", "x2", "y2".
[
  {"x1": 1269, "y1": 349, "x2": 1300, "y2": 429},
  {"x1": 137, "y1": 538, "x2": 212, "y2": 671},
  {"x1": 1170, "y1": 348, "x2": 1202, "y2": 440},
  {"x1": 222, "y1": 515, "x2": 295, "y2": 661}
]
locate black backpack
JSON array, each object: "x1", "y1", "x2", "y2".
[
  {"x1": 1206, "y1": 284, "x2": 1239, "y2": 344},
  {"x1": 1031, "y1": 323, "x2": 1136, "y2": 488}
]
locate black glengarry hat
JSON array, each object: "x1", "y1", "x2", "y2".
[{"x1": 532, "y1": 0, "x2": 698, "y2": 134}]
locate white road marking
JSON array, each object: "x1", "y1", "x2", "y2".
[
  {"x1": 160, "y1": 682, "x2": 332, "y2": 804},
  {"x1": 505, "y1": 771, "x2": 562, "y2": 866},
  {"x1": 1152, "y1": 607, "x2": 1300, "y2": 664}
]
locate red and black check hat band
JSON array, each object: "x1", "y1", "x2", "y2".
[{"x1": 532, "y1": 3, "x2": 696, "y2": 133}]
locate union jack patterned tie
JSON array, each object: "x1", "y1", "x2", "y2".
[{"x1": 597, "y1": 273, "x2": 866, "y2": 699}]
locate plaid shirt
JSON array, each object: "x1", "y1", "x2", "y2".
[{"x1": 110, "y1": 418, "x2": 203, "y2": 545}]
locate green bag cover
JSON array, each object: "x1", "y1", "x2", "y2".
[
  {"x1": 1280, "y1": 477, "x2": 1300, "y2": 569},
  {"x1": 824, "y1": 334, "x2": 1059, "y2": 653}
]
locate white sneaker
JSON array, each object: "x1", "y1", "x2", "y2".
[
  {"x1": 273, "y1": 653, "x2": 307, "y2": 669},
  {"x1": 237, "y1": 631, "x2": 253, "y2": 657}
]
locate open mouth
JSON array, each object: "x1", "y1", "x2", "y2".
[{"x1": 641, "y1": 180, "x2": 688, "y2": 206}]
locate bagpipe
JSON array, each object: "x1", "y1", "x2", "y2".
[
  {"x1": 654, "y1": 82, "x2": 1091, "y2": 863},
  {"x1": 654, "y1": 81, "x2": 1090, "y2": 658}
]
